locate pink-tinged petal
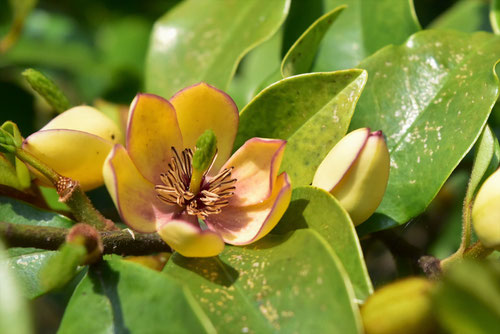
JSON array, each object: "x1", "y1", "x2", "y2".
[
  {"x1": 170, "y1": 83, "x2": 239, "y2": 174},
  {"x1": 221, "y1": 138, "x2": 286, "y2": 207},
  {"x1": 157, "y1": 218, "x2": 225, "y2": 258},
  {"x1": 205, "y1": 172, "x2": 292, "y2": 245},
  {"x1": 126, "y1": 93, "x2": 183, "y2": 184},
  {"x1": 23, "y1": 129, "x2": 114, "y2": 191},
  {"x1": 103, "y1": 144, "x2": 178, "y2": 233}
]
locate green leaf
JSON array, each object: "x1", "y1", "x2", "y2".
[
  {"x1": 6, "y1": 249, "x2": 57, "y2": 299},
  {"x1": 0, "y1": 240, "x2": 32, "y2": 334},
  {"x1": 40, "y1": 243, "x2": 86, "y2": 292},
  {"x1": 58, "y1": 256, "x2": 214, "y2": 334},
  {"x1": 165, "y1": 230, "x2": 362, "y2": 333},
  {"x1": 313, "y1": 0, "x2": 420, "y2": 72},
  {"x1": 349, "y1": 30, "x2": 500, "y2": 229},
  {"x1": 0, "y1": 197, "x2": 74, "y2": 298},
  {"x1": 281, "y1": 6, "x2": 345, "y2": 77},
  {"x1": 146, "y1": 0, "x2": 291, "y2": 99},
  {"x1": 0, "y1": 196, "x2": 74, "y2": 228},
  {"x1": 492, "y1": 0, "x2": 500, "y2": 34},
  {"x1": 236, "y1": 70, "x2": 367, "y2": 186},
  {"x1": 434, "y1": 260, "x2": 500, "y2": 334},
  {"x1": 0, "y1": 154, "x2": 26, "y2": 190},
  {"x1": 429, "y1": 0, "x2": 491, "y2": 33},
  {"x1": 273, "y1": 186, "x2": 372, "y2": 300},
  {"x1": 228, "y1": 30, "x2": 283, "y2": 109}
]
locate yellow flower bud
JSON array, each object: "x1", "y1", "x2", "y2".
[
  {"x1": 472, "y1": 168, "x2": 500, "y2": 249},
  {"x1": 23, "y1": 106, "x2": 123, "y2": 190},
  {"x1": 312, "y1": 128, "x2": 390, "y2": 225},
  {"x1": 361, "y1": 278, "x2": 435, "y2": 334}
]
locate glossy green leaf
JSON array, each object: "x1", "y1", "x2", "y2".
[
  {"x1": 492, "y1": 0, "x2": 500, "y2": 34},
  {"x1": 0, "y1": 197, "x2": 74, "y2": 298},
  {"x1": 273, "y1": 186, "x2": 372, "y2": 300},
  {"x1": 6, "y1": 249, "x2": 57, "y2": 299},
  {"x1": 281, "y1": 0, "x2": 323, "y2": 56},
  {"x1": 236, "y1": 69, "x2": 367, "y2": 186},
  {"x1": 434, "y1": 260, "x2": 500, "y2": 334},
  {"x1": 350, "y1": 30, "x2": 500, "y2": 229},
  {"x1": 281, "y1": 6, "x2": 345, "y2": 77},
  {"x1": 0, "y1": 241, "x2": 32, "y2": 334},
  {"x1": 0, "y1": 196, "x2": 74, "y2": 228},
  {"x1": 146, "y1": 0, "x2": 291, "y2": 99},
  {"x1": 165, "y1": 230, "x2": 362, "y2": 333},
  {"x1": 429, "y1": 0, "x2": 491, "y2": 33},
  {"x1": 313, "y1": 0, "x2": 420, "y2": 72},
  {"x1": 59, "y1": 256, "x2": 214, "y2": 334}
]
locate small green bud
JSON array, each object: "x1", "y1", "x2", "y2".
[
  {"x1": 361, "y1": 278, "x2": 435, "y2": 334},
  {"x1": 0, "y1": 128, "x2": 17, "y2": 153},
  {"x1": 22, "y1": 68, "x2": 71, "y2": 113},
  {"x1": 472, "y1": 168, "x2": 500, "y2": 249},
  {"x1": 40, "y1": 242, "x2": 86, "y2": 292},
  {"x1": 190, "y1": 130, "x2": 217, "y2": 194}
]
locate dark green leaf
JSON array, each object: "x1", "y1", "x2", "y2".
[
  {"x1": 236, "y1": 70, "x2": 367, "y2": 186},
  {"x1": 281, "y1": 6, "x2": 345, "y2": 77},
  {"x1": 0, "y1": 196, "x2": 74, "y2": 228},
  {"x1": 313, "y1": 0, "x2": 420, "y2": 72},
  {"x1": 165, "y1": 230, "x2": 362, "y2": 333},
  {"x1": 146, "y1": 0, "x2": 291, "y2": 98},
  {"x1": 350, "y1": 30, "x2": 500, "y2": 229},
  {"x1": 58, "y1": 256, "x2": 215, "y2": 334},
  {"x1": 274, "y1": 186, "x2": 372, "y2": 300}
]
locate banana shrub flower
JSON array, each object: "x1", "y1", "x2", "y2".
[{"x1": 103, "y1": 83, "x2": 292, "y2": 257}]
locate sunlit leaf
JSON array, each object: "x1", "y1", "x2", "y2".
[
  {"x1": 351, "y1": 30, "x2": 500, "y2": 231},
  {"x1": 146, "y1": 0, "x2": 291, "y2": 98},
  {"x1": 273, "y1": 186, "x2": 372, "y2": 300},
  {"x1": 165, "y1": 230, "x2": 362, "y2": 333},
  {"x1": 236, "y1": 69, "x2": 367, "y2": 186}
]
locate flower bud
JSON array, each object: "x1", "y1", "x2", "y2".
[
  {"x1": 23, "y1": 106, "x2": 123, "y2": 190},
  {"x1": 312, "y1": 128, "x2": 390, "y2": 225},
  {"x1": 472, "y1": 168, "x2": 500, "y2": 249},
  {"x1": 361, "y1": 278, "x2": 435, "y2": 334}
]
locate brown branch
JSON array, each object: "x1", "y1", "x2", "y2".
[{"x1": 0, "y1": 222, "x2": 171, "y2": 256}]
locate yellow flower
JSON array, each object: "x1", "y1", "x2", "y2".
[
  {"x1": 472, "y1": 168, "x2": 500, "y2": 249},
  {"x1": 103, "y1": 83, "x2": 292, "y2": 257}
]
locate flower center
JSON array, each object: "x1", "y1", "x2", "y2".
[{"x1": 155, "y1": 147, "x2": 236, "y2": 219}]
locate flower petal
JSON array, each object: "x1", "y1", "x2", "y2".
[
  {"x1": 221, "y1": 138, "x2": 286, "y2": 207},
  {"x1": 170, "y1": 83, "x2": 239, "y2": 174},
  {"x1": 126, "y1": 93, "x2": 183, "y2": 184},
  {"x1": 23, "y1": 129, "x2": 114, "y2": 191},
  {"x1": 205, "y1": 172, "x2": 292, "y2": 245},
  {"x1": 41, "y1": 105, "x2": 123, "y2": 144},
  {"x1": 157, "y1": 218, "x2": 225, "y2": 257},
  {"x1": 103, "y1": 144, "x2": 178, "y2": 233}
]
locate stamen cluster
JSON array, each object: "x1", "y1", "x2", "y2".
[{"x1": 155, "y1": 147, "x2": 236, "y2": 219}]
